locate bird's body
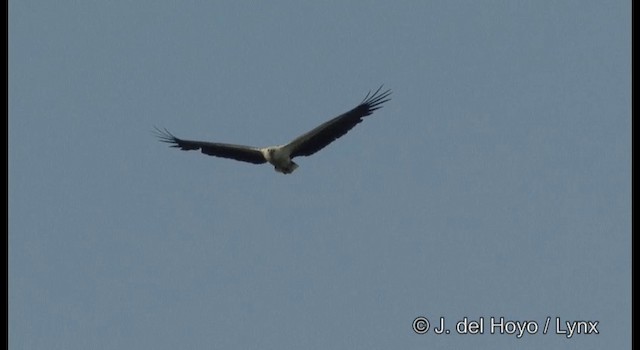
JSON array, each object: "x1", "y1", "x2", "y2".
[
  {"x1": 260, "y1": 146, "x2": 298, "y2": 174},
  {"x1": 154, "y1": 86, "x2": 391, "y2": 174}
]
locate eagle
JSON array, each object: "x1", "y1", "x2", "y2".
[{"x1": 154, "y1": 86, "x2": 391, "y2": 174}]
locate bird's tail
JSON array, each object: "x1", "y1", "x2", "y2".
[{"x1": 279, "y1": 161, "x2": 299, "y2": 174}]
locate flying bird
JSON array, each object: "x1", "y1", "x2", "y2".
[{"x1": 154, "y1": 86, "x2": 391, "y2": 174}]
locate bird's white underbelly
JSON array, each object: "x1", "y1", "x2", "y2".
[{"x1": 262, "y1": 146, "x2": 298, "y2": 174}]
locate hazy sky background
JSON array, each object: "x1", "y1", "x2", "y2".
[{"x1": 9, "y1": 1, "x2": 630, "y2": 349}]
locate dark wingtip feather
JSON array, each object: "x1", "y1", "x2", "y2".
[
  {"x1": 152, "y1": 126, "x2": 181, "y2": 147},
  {"x1": 360, "y1": 85, "x2": 392, "y2": 112}
]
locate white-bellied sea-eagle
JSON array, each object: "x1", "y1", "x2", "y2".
[{"x1": 154, "y1": 86, "x2": 391, "y2": 174}]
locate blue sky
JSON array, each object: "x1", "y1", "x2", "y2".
[{"x1": 9, "y1": 1, "x2": 630, "y2": 349}]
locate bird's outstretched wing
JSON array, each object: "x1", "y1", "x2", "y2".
[
  {"x1": 153, "y1": 127, "x2": 267, "y2": 164},
  {"x1": 287, "y1": 86, "x2": 391, "y2": 158}
]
